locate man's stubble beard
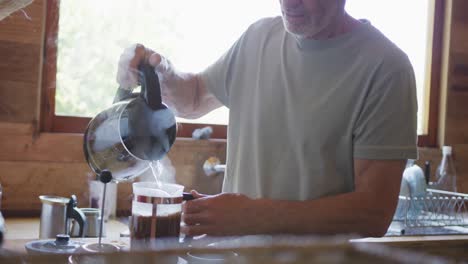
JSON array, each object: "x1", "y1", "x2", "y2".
[
  {"x1": 281, "y1": 1, "x2": 346, "y2": 39},
  {"x1": 282, "y1": 14, "x2": 328, "y2": 39}
]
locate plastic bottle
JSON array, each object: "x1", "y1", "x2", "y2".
[
  {"x1": 434, "y1": 146, "x2": 457, "y2": 192},
  {"x1": 403, "y1": 164, "x2": 427, "y2": 197}
]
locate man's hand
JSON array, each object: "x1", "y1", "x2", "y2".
[
  {"x1": 116, "y1": 44, "x2": 167, "y2": 89},
  {"x1": 116, "y1": 44, "x2": 222, "y2": 118},
  {"x1": 181, "y1": 191, "x2": 261, "y2": 236},
  {"x1": 181, "y1": 159, "x2": 405, "y2": 238}
]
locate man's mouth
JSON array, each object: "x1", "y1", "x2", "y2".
[
  {"x1": 283, "y1": 10, "x2": 306, "y2": 24},
  {"x1": 285, "y1": 11, "x2": 304, "y2": 17}
]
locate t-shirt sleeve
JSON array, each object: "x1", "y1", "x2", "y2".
[
  {"x1": 199, "y1": 17, "x2": 274, "y2": 108},
  {"x1": 199, "y1": 33, "x2": 246, "y2": 108},
  {"x1": 353, "y1": 66, "x2": 418, "y2": 160}
]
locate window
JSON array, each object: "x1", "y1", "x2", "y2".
[
  {"x1": 42, "y1": 0, "x2": 443, "y2": 146},
  {"x1": 347, "y1": 0, "x2": 433, "y2": 136}
]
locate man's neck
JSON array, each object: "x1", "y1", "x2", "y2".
[{"x1": 307, "y1": 13, "x2": 360, "y2": 40}]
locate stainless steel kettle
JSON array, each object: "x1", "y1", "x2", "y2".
[{"x1": 83, "y1": 64, "x2": 177, "y2": 181}]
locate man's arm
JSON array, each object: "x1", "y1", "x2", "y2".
[
  {"x1": 254, "y1": 159, "x2": 405, "y2": 236},
  {"x1": 182, "y1": 159, "x2": 405, "y2": 237},
  {"x1": 118, "y1": 44, "x2": 223, "y2": 119},
  {"x1": 158, "y1": 70, "x2": 223, "y2": 119}
]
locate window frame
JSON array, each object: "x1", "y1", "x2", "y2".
[
  {"x1": 40, "y1": 0, "x2": 444, "y2": 146},
  {"x1": 39, "y1": 0, "x2": 227, "y2": 138}
]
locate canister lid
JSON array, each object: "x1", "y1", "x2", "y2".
[
  {"x1": 39, "y1": 195, "x2": 70, "y2": 205},
  {"x1": 80, "y1": 208, "x2": 100, "y2": 216}
]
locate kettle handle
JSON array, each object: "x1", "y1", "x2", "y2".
[
  {"x1": 138, "y1": 63, "x2": 162, "y2": 110},
  {"x1": 67, "y1": 195, "x2": 87, "y2": 237},
  {"x1": 113, "y1": 64, "x2": 162, "y2": 111},
  {"x1": 183, "y1": 192, "x2": 195, "y2": 201}
]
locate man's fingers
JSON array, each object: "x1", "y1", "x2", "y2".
[
  {"x1": 183, "y1": 198, "x2": 208, "y2": 214},
  {"x1": 148, "y1": 53, "x2": 162, "y2": 68},
  {"x1": 182, "y1": 213, "x2": 212, "y2": 225},
  {"x1": 181, "y1": 224, "x2": 214, "y2": 237},
  {"x1": 182, "y1": 192, "x2": 212, "y2": 214},
  {"x1": 128, "y1": 44, "x2": 161, "y2": 70},
  {"x1": 129, "y1": 44, "x2": 146, "y2": 69},
  {"x1": 190, "y1": 190, "x2": 207, "y2": 199}
]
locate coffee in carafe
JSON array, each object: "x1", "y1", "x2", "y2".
[
  {"x1": 129, "y1": 182, "x2": 184, "y2": 248},
  {"x1": 130, "y1": 211, "x2": 182, "y2": 239}
]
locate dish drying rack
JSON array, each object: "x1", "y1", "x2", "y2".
[{"x1": 393, "y1": 189, "x2": 468, "y2": 228}]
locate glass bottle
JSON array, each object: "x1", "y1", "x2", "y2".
[{"x1": 434, "y1": 146, "x2": 457, "y2": 192}]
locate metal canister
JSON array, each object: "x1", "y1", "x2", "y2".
[
  {"x1": 70, "y1": 208, "x2": 103, "y2": 237},
  {"x1": 39, "y1": 195, "x2": 70, "y2": 239}
]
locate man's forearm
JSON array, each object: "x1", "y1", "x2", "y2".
[
  {"x1": 253, "y1": 191, "x2": 395, "y2": 237},
  {"x1": 159, "y1": 65, "x2": 222, "y2": 119},
  {"x1": 182, "y1": 160, "x2": 403, "y2": 237}
]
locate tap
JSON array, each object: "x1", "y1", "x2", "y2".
[{"x1": 203, "y1": 157, "x2": 226, "y2": 177}]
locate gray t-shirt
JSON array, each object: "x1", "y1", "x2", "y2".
[{"x1": 201, "y1": 17, "x2": 418, "y2": 200}]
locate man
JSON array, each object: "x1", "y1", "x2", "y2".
[{"x1": 118, "y1": 0, "x2": 417, "y2": 237}]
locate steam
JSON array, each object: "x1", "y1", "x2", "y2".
[
  {"x1": 116, "y1": 44, "x2": 139, "y2": 90},
  {"x1": 132, "y1": 181, "x2": 183, "y2": 216},
  {"x1": 149, "y1": 161, "x2": 163, "y2": 189},
  {"x1": 0, "y1": 0, "x2": 33, "y2": 21},
  {"x1": 19, "y1": 8, "x2": 31, "y2": 20},
  {"x1": 139, "y1": 156, "x2": 177, "y2": 186}
]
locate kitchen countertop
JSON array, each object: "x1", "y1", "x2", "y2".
[
  {"x1": 2, "y1": 217, "x2": 128, "y2": 253},
  {"x1": 2, "y1": 218, "x2": 468, "y2": 261}
]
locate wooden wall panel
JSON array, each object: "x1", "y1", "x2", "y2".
[
  {"x1": 451, "y1": 145, "x2": 468, "y2": 192},
  {"x1": 0, "y1": 0, "x2": 44, "y2": 124},
  {"x1": 445, "y1": 114, "x2": 468, "y2": 145},
  {"x1": 0, "y1": 133, "x2": 85, "y2": 163},
  {"x1": 440, "y1": 0, "x2": 468, "y2": 193},
  {"x1": 0, "y1": 79, "x2": 39, "y2": 123},
  {"x1": 450, "y1": 53, "x2": 468, "y2": 91},
  {"x1": 0, "y1": 134, "x2": 226, "y2": 216},
  {"x1": 0, "y1": 0, "x2": 44, "y2": 44},
  {"x1": 450, "y1": 26, "x2": 468, "y2": 54},
  {"x1": 0, "y1": 161, "x2": 91, "y2": 214},
  {"x1": 0, "y1": 43, "x2": 40, "y2": 83},
  {"x1": 0, "y1": 132, "x2": 226, "y2": 166},
  {"x1": 451, "y1": 0, "x2": 468, "y2": 24},
  {"x1": 0, "y1": 122, "x2": 35, "y2": 135},
  {"x1": 444, "y1": 1, "x2": 468, "y2": 146}
]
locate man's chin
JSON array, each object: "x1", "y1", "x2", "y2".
[
  {"x1": 285, "y1": 26, "x2": 320, "y2": 39},
  {"x1": 283, "y1": 20, "x2": 329, "y2": 39}
]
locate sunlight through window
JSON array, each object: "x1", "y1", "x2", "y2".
[{"x1": 56, "y1": 0, "x2": 432, "y2": 133}]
